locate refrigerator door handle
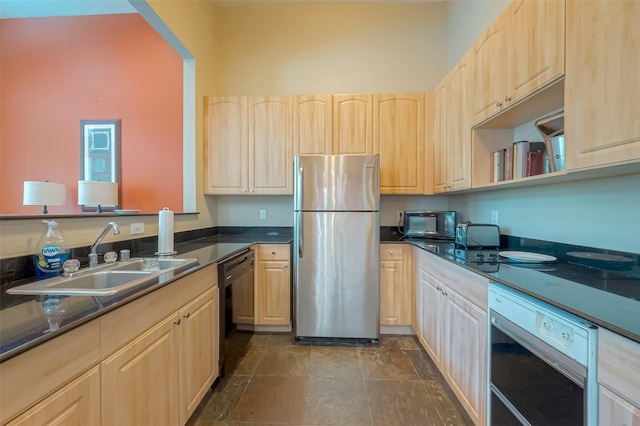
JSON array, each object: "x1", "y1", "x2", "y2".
[
  {"x1": 296, "y1": 165, "x2": 304, "y2": 210},
  {"x1": 297, "y1": 211, "x2": 304, "y2": 258}
]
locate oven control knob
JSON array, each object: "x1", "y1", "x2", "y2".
[
  {"x1": 562, "y1": 331, "x2": 573, "y2": 341},
  {"x1": 542, "y1": 320, "x2": 554, "y2": 331}
]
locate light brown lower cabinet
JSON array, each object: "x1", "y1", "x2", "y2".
[
  {"x1": 2, "y1": 265, "x2": 219, "y2": 426},
  {"x1": 101, "y1": 287, "x2": 218, "y2": 426},
  {"x1": 380, "y1": 244, "x2": 412, "y2": 326},
  {"x1": 6, "y1": 366, "x2": 100, "y2": 426},
  {"x1": 414, "y1": 248, "x2": 488, "y2": 426},
  {"x1": 102, "y1": 313, "x2": 181, "y2": 426},
  {"x1": 598, "y1": 328, "x2": 640, "y2": 426},
  {"x1": 255, "y1": 244, "x2": 291, "y2": 326}
]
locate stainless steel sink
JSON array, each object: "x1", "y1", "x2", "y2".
[{"x1": 7, "y1": 257, "x2": 199, "y2": 296}]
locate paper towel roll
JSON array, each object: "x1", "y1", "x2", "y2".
[{"x1": 157, "y1": 207, "x2": 175, "y2": 255}]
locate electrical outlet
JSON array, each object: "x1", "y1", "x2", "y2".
[
  {"x1": 491, "y1": 211, "x2": 499, "y2": 225},
  {"x1": 130, "y1": 223, "x2": 145, "y2": 235},
  {"x1": 259, "y1": 209, "x2": 267, "y2": 220},
  {"x1": 396, "y1": 210, "x2": 404, "y2": 224}
]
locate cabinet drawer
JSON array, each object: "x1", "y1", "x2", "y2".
[
  {"x1": 598, "y1": 328, "x2": 640, "y2": 407},
  {"x1": 380, "y1": 244, "x2": 405, "y2": 261},
  {"x1": 258, "y1": 244, "x2": 290, "y2": 261}
]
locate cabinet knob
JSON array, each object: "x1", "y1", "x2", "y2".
[
  {"x1": 174, "y1": 318, "x2": 181, "y2": 325},
  {"x1": 183, "y1": 312, "x2": 191, "y2": 319},
  {"x1": 250, "y1": 189, "x2": 254, "y2": 193},
  {"x1": 389, "y1": 250, "x2": 393, "y2": 255},
  {"x1": 496, "y1": 102, "x2": 503, "y2": 108},
  {"x1": 242, "y1": 188, "x2": 246, "y2": 193},
  {"x1": 272, "y1": 251, "x2": 276, "y2": 255},
  {"x1": 283, "y1": 265, "x2": 288, "y2": 269},
  {"x1": 505, "y1": 97, "x2": 511, "y2": 102},
  {"x1": 381, "y1": 263, "x2": 385, "y2": 268}
]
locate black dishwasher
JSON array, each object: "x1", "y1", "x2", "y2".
[{"x1": 218, "y1": 249, "x2": 255, "y2": 376}]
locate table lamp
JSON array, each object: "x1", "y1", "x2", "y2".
[
  {"x1": 78, "y1": 180, "x2": 118, "y2": 213},
  {"x1": 23, "y1": 181, "x2": 67, "y2": 214}
]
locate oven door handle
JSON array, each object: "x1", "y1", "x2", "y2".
[{"x1": 490, "y1": 311, "x2": 587, "y2": 386}]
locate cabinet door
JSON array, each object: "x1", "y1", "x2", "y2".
[
  {"x1": 447, "y1": 51, "x2": 472, "y2": 191},
  {"x1": 444, "y1": 289, "x2": 488, "y2": 426},
  {"x1": 505, "y1": 0, "x2": 565, "y2": 103},
  {"x1": 433, "y1": 79, "x2": 448, "y2": 193},
  {"x1": 179, "y1": 288, "x2": 218, "y2": 426},
  {"x1": 249, "y1": 96, "x2": 293, "y2": 195},
  {"x1": 417, "y1": 268, "x2": 444, "y2": 369},
  {"x1": 471, "y1": 16, "x2": 506, "y2": 124},
  {"x1": 373, "y1": 93, "x2": 425, "y2": 194},
  {"x1": 294, "y1": 95, "x2": 332, "y2": 155},
  {"x1": 7, "y1": 367, "x2": 100, "y2": 426},
  {"x1": 256, "y1": 260, "x2": 291, "y2": 326},
  {"x1": 102, "y1": 314, "x2": 180, "y2": 426},
  {"x1": 565, "y1": 1, "x2": 640, "y2": 170},
  {"x1": 205, "y1": 97, "x2": 248, "y2": 195},
  {"x1": 332, "y1": 94, "x2": 373, "y2": 155},
  {"x1": 380, "y1": 260, "x2": 404, "y2": 326},
  {"x1": 599, "y1": 385, "x2": 640, "y2": 426}
]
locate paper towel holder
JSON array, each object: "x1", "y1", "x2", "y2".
[{"x1": 155, "y1": 207, "x2": 177, "y2": 256}]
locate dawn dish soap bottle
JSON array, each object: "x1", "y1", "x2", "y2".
[{"x1": 34, "y1": 220, "x2": 70, "y2": 279}]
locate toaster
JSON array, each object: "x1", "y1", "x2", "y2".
[{"x1": 455, "y1": 223, "x2": 501, "y2": 248}]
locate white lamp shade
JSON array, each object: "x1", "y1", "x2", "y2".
[
  {"x1": 23, "y1": 181, "x2": 67, "y2": 206},
  {"x1": 78, "y1": 180, "x2": 118, "y2": 206}
]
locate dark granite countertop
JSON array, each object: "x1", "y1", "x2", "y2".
[
  {"x1": 3, "y1": 225, "x2": 638, "y2": 362},
  {"x1": 406, "y1": 238, "x2": 640, "y2": 344},
  {"x1": 0, "y1": 229, "x2": 292, "y2": 362}
]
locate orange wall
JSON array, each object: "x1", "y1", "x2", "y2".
[{"x1": 1, "y1": 13, "x2": 183, "y2": 214}]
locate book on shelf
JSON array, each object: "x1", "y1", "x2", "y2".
[
  {"x1": 504, "y1": 145, "x2": 513, "y2": 181},
  {"x1": 526, "y1": 151, "x2": 544, "y2": 177},
  {"x1": 492, "y1": 149, "x2": 505, "y2": 183},
  {"x1": 513, "y1": 140, "x2": 530, "y2": 179}
]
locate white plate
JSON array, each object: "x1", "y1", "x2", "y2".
[
  {"x1": 499, "y1": 251, "x2": 557, "y2": 262},
  {"x1": 114, "y1": 209, "x2": 140, "y2": 214}
]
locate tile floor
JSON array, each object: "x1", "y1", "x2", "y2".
[{"x1": 187, "y1": 332, "x2": 474, "y2": 426}]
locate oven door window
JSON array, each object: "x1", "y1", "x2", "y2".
[{"x1": 490, "y1": 323, "x2": 585, "y2": 425}]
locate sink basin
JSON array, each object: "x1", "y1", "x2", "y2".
[
  {"x1": 110, "y1": 257, "x2": 197, "y2": 273},
  {"x1": 7, "y1": 257, "x2": 199, "y2": 296}
]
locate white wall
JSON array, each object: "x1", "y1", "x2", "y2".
[
  {"x1": 446, "y1": 0, "x2": 509, "y2": 70},
  {"x1": 448, "y1": 173, "x2": 640, "y2": 253},
  {"x1": 213, "y1": 2, "x2": 448, "y2": 95}
]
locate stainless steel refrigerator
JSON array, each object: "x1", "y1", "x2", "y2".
[{"x1": 293, "y1": 154, "x2": 380, "y2": 342}]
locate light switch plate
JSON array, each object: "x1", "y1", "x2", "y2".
[
  {"x1": 259, "y1": 209, "x2": 267, "y2": 220},
  {"x1": 130, "y1": 223, "x2": 145, "y2": 235},
  {"x1": 491, "y1": 211, "x2": 499, "y2": 225}
]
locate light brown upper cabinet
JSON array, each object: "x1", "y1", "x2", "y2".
[
  {"x1": 294, "y1": 95, "x2": 333, "y2": 156},
  {"x1": 434, "y1": 51, "x2": 472, "y2": 194},
  {"x1": 205, "y1": 96, "x2": 248, "y2": 195},
  {"x1": 205, "y1": 96, "x2": 293, "y2": 195},
  {"x1": 565, "y1": 0, "x2": 640, "y2": 170},
  {"x1": 472, "y1": 15, "x2": 507, "y2": 124},
  {"x1": 333, "y1": 94, "x2": 373, "y2": 155},
  {"x1": 373, "y1": 93, "x2": 425, "y2": 194},
  {"x1": 433, "y1": 79, "x2": 448, "y2": 193},
  {"x1": 442, "y1": 51, "x2": 472, "y2": 192},
  {"x1": 249, "y1": 96, "x2": 294, "y2": 195},
  {"x1": 472, "y1": 0, "x2": 565, "y2": 125}
]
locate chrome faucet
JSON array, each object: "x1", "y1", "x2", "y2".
[{"x1": 89, "y1": 222, "x2": 120, "y2": 267}]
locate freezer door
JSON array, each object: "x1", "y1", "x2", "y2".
[
  {"x1": 294, "y1": 211, "x2": 380, "y2": 339},
  {"x1": 294, "y1": 155, "x2": 379, "y2": 211}
]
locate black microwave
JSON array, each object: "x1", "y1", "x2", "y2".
[{"x1": 403, "y1": 211, "x2": 456, "y2": 239}]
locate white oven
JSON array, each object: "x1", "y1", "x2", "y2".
[{"x1": 488, "y1": 283, "x2": 598, "y2": 425}]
